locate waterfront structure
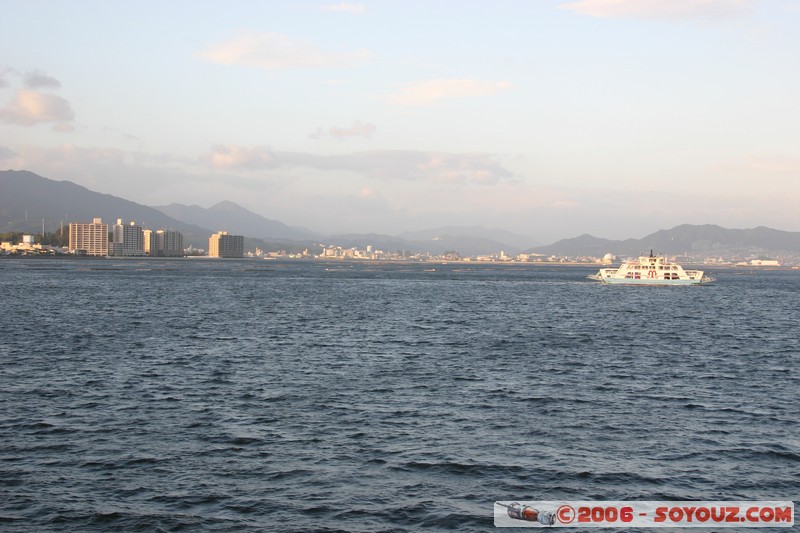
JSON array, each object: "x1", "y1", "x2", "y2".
[
  {"x1": 143, "y1": 229, "x2": 156, "y2": 256},
  {"x1": 749, "y1": 259, "x2": 780, "y2": 266},
  {"x1": 112, "y1": 219, "x2": 145, "y2": 256},
  {"x1": 69, "y1": 218, "x2": 109, "y2": 256},
  {"x1": 156, "y1": 230, "x2": 184, "y2": 257},
  {"x1": 209, "y1": 231, "x2": 243, "y2": 258}
]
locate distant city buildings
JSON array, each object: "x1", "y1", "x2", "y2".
[
  {"x1": 63, "y1": 217, "x2": 185, "y2": 257},
  {"x1": 68, "y1": 218, "x2": 109, "y2": 256},
  {"x1": 144, "y1": 228, "x2": 184, "y2": 257},
  {"x1": 156, "y1": 230, "x2": 184, "y2": 257},
  {"x1": 209, "y1": 231, "x2": 243, "y2": 258},
  {"x1": 8, "y1": 215, "x2": 794, "y2": 266},
  {"x1": 143, "y1": 229, "x2": 156, "y2": 256},
  {"x1": 112, "y1": 219, "x2": 145, "y2": 256}
]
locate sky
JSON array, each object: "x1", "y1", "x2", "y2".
[{"x1": 1, "y1": 0, "x2": 799, "y2": 244}]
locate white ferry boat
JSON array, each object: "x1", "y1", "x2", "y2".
[{"x1": 588, "y1": 251, "x2": 714, "y2": 285}]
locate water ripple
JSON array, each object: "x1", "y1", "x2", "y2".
[{"x1": 1, "y1": 260, "x2": 798, "y2": 531}]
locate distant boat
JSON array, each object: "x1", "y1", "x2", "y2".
[{"x1": 588, "y1": 250, "x2": 715, "y2": 285}]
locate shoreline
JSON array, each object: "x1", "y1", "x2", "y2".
[{"x1": 1, "y1": 254, "x2": 797, "y2": 270}]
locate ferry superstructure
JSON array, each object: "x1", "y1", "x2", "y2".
[{"x1": 588, "y1": 251, "x2": 714, "y2": 285}]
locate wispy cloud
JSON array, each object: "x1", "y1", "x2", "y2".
[
  {"x1": 0, "y1": 89, "x2": 74, "y2": 131},
  {"x1": 198, "y1": 32, "x2": 370, "y2": 70},
  {"x1": 322, "y1": 3, "x2": 366, "y2": 14},
  {"x1": 0, "y1": 145, "x2": 18, "y2": 159},
  {"x1": 560, "y1": 0, "x2": 755, "y2": 21},
  {"x1": 713, "y1": 153, "x2": 800, "y2": 180},
  {"x1": 310, "y1": 120, "x2": 376, "y2": 140},
  {"x1": 204, "y1": 145, "x2": 516, "y2": 184},
  {"x1": 0, "y1": 66, "x2": 19, "y2": 88},
  {"x1": 206, "y1": 145, "x2": 278, "y2": 170},
  {"x1": 386, "y1": 79, "x2": 511, "y2": 106},
  {"x1": 1, "y1": 144, "x2": 219, "y2": 207},
  {"x1": 23, "y1": 70, "x2": 62, "y2": 89}
]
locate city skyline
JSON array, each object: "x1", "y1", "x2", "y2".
[{"x1": 1, "y1": 0, "x2": 799, "y2": 244}]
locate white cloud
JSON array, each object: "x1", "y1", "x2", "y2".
[
  {"x1": 386, "y1": 79, "x2": 512, "y2": 106},
  {"x1": 198, "y1": 32, "x2": 370, "y2": 70},
  {"x1": 23, "y1": 70, "x2": 61, "y2": 89},
  {"x1": 322, "y1": 3, "x2": 366, "y2": 14},
  {"x1": 0, "y1": 145, "x2": 17, "y2": 159},
  {"x1": 4, "y1": 144, "x2": 124, "y2": 169},
  {"x1": 206, "y1": 145, "x2": 278, "y2": 170},
  {"x1": 310, "y1": 120, "x2": 376, "y2": 140},
  {"x1": 51, "y1": 122, "x2": 75, "y2": 133},
  {"x1": 1, "y1": 144, "x2": 221, "y2": 207},
  {"x1": 0, "y1": 67, "x2": 19, "y2": 88},
  {"x1": 0, "y1": 89, "x2": 74, "y2": 130},
  {"x1": 7, "y1": 143, "x2": 800, "y2": 242},
  {"x1": 358, "y1": 186, "x2": 378, "y2": 198},
  {"x1": 712, "y1": 154, "x2": 800, "y2": 180},
  {"x1": 560, "y1": 0, "x2": 755, "y2": 21},
  {"x1": 202, "y1": 145, "x2": 515, "y2": 184}
]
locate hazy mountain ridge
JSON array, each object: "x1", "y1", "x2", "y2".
[
  {"x1": 398, "y1": 226, "x2": 538, "y2": 251},
  {"x1": 4, "y1": 169, "x2": 800, "y2": 256},
  {"x1": 0, "y1": 170, "x2": 538, "y2": 255},
  {"x1": 0, "y1": 170, "x2": 212, "y2": 247},
  {"x1": 532, "y1": 224, "x2": 800, "y2": 257},
  {"x1": 154, "y1": 201, "x2": 316, "y2": 242}
]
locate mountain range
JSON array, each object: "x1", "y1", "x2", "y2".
[
  {"x1": 528, "y1": 225, "x2": 800, "y2": 257},
  {"x1": 0, "y1": 170, "x2": 213, "y2": 246},
  {"x1": 154, "y1": 201, "x2": 316, "y2": 242},
  {"x1": 2, "y1": 169, "x2": 800, "y2": 257}
]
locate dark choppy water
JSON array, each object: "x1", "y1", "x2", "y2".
[{"x1": 1, "y1": 259, "x2": 798, "y2": 532}]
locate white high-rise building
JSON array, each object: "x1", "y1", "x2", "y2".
[
  {"x1": 68, "y1": 217, "x2": 108, "y2": 256},
  {"x1": 112, "y1": 219, "x2": 145, "y2": 256},
  {"x1": 156, "y1": 230, "x2": 184, "y2": 257},
  {"x1": 209, "y1": 231, "x2": 243, "y2": 258},
  {"x1": 143, "y1": 229, "x2": 156, "y2": 256}
]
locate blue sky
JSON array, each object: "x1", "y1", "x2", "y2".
[{"x1": 1, "y1": 0, "x2": 799, "y2": 243}]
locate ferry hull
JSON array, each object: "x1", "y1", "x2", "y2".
[{"x1": 597, "y1": 276, "x2": 704, "y2": 286}]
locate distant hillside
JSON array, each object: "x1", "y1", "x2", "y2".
[
  {"x1": 532, "y1": 224, "x2": 800, "y2": 257},
  {"x1": 529, "y1": 234, "x2": 626, "y2": 257},
  {"x1": 155, "y1": 201, "x2": 315, "y2": 242},
  {"x1": 0, "y1": 169, "x2": 212, "y2": 247},
  {"x1": 397, "y1": 225, "x2": 537, "y2": 251},
  {"x1": 323, "y1": 233, "x2": 411, "y2": 253},
  {"x1": 5, "y1": 169, "x2": 800, "y2": 257}
]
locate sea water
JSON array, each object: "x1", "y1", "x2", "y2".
[{"x1": 0, "y1": 259, "x2": 797, "y2": 531}]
